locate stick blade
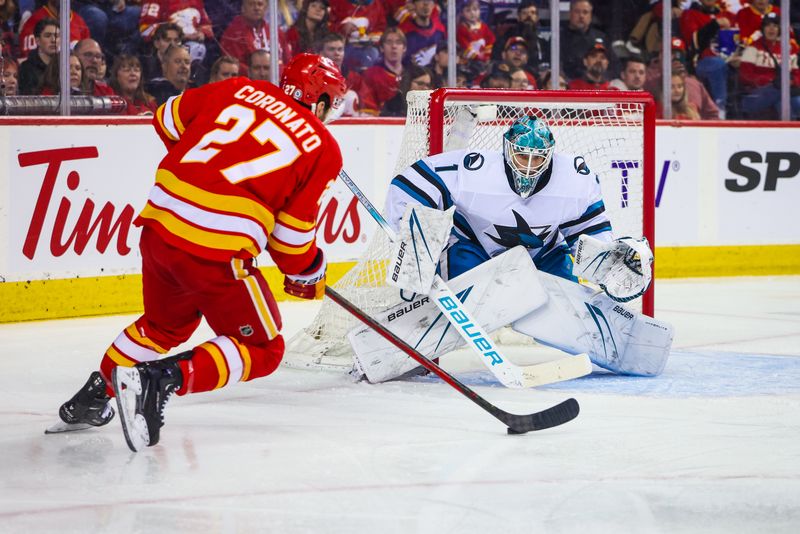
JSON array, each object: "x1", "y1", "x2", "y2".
[
  {"x1": 505, "y1": 398, "x2": 580, "y2": 434},
  {"x1": 520, "y1": 354, "x2": 593, "y2": 388}
]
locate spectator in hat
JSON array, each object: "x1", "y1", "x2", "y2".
[
  {"x1": 567, "y1": 38, "x2": 611, "y2": 89},
  {"x1": 644, "y1": 37, "x2": 720, "y2": 119},
  {"x1": 287, "y1": 0, "x2": 332, "y2": 55},
  {"x1": 493, "y1": 0, "x2": 550, "y2": 77},
  {"x1": 609, "y1": 55, "x2": 647, "y2": 91},
  {"x1": 561, "y1": 0, "x2": 614, "y2": 81},
  {"x1": 739, "y1": 12, "x2": 800, "y2": 119},
  {"x1": 500, "y1": 36, "x2": 538, "y2": 88},
  {"x1": 679, "y1": 0, "x2": 736, "y2": 117},
  {"x1": 399, "y1": 0, "x2": 447, "y2": 67},
  {"x1": 736, "y1": 0, "x2": 781, "y2": 44},
  {"x1": 457, "y1": 0, "x2": 495, "y2": 64}
]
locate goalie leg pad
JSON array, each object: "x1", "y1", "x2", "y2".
[
  {"x1": 512, "y1": 273, "x2": 673, "y2": 376},
  {"x1": 349, "y1": 246, "x2": 548, "y2": 383}
]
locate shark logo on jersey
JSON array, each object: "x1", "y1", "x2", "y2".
[
  {"x1": 464, "y1": 152, "x2": 485, "y2": 170},
  {"x1": 485, "y1": 210, "x2": 551, "y2": 249},
  {"x1": 574, "y1": 156, "x2": 590, "y2": 175}
]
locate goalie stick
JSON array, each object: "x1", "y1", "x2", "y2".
[
  {"x1": 326, "y1": 286, "x2": 580, "y2": 434},
  {"x1": 338, "y1": 169, "x2": 592, "y2": 388}
]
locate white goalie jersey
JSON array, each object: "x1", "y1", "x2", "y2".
[{"x1": 385, "y1": 149, "x2": 614, "y2": 281}]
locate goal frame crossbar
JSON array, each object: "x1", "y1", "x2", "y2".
[{"x1": 426, "y1": 88, "x2": 656, "y2": 316}]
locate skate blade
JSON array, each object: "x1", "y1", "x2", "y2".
[
  {"x1": 112, "y1": 367, "x2": 149, "y2": 452},
  {"x1": 44, "y1": 420, "x2": 93, "y2": 434}
]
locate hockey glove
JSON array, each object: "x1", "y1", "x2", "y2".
[
  {"x1": 284, "y1": 249, "x2": 327, "y2": 300},
  {"x1": 573, "y1": 235, "x2": 653, "y2": 303}
]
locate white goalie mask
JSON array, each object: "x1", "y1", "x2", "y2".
[{"x1": 502, "y1": 116, "x2": 556, "y2": 199}]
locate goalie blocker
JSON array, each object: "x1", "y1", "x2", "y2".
[{"x1": 350, "y1": 246, "x2": 673, "y2": 381}]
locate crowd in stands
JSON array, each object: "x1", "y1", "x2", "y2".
[{"x1": 0, "y1": 0, "x2": 798, "y2": 120}]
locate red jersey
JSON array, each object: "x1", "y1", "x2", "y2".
[
  {"x1": 739, "y1": 36, "x2": 800, "y2": 90},
  {"x1": 328, "y1": 0, "x2": 386, "y2": 44},
  {"x1": 141, "y1": 77, "x2": 343, "y2": 275},
  {"x1": 19, "y1": 6, "x2": 90, "y2": 59},
  {"x1": 736, "y1": 4, "x2": 780, "y2": 44},
  {"x1": 220, "y1": 16, "x2": 291, "y2": 74},
  {"x1": 357, "y1": 63, "x2": 401, "y2": 115},
  {"x1": 139, "y1": 0, "x2": 213, "y2": 41},
  {"x1": 457, "y1": 21, "x2": 496, "y2": 62}
]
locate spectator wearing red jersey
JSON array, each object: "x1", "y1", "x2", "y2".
[
  {"x1": 328, "y1": 0, "x2": 386, "y2": 72},
  {"x1": 287, "y1": 0, "x2": 331, "y2": 55},
  {"x1": 736, "y1": 0, "x2": 780, "y2": 44},
  {"x1": 139, "y1": 0, "x2": 213, "y2": 64},
  {"x1": 1, "y1": 57, "x2": 17, "y2": 96},
  {"x1": 457, "y1": 0, "x2": 494, "y2": 64},
  {"x1": 739, "y1": 12, "x2": 800, "y2": 119},
  {"x1": 75, "y1": 39, "x2": 116, "y2": 96},
  {"x1": 567, "y1": 39, "x2": 612, "y2": 90},
  {"x1": 109, "y1": 54, "x2": 157, "y2": 116},
  {"x1": 221, "y1": 0, "x2": 291, "y2": 77},
  {"x1": 680, "y1": 0, "x2": 736, "y2": 117},
  {"x1": 399, "y1": 0, "x2": 446, "y2": 67},
  {"x1": 358, "y1": 27, "x2": 406, "y2": 115},
  {"x1": 19, "y1": 0, "x2": 90, "y2": 59}
]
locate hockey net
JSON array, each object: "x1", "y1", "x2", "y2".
[{"x1": 284, "y1": 89, "x2": 655, "y2": 371}]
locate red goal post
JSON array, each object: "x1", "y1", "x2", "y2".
[{"x1": 418, "y1": 88, "x2": 656, "y2": 316}]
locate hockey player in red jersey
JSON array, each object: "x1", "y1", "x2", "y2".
[{"x1": 48, "y1": 54, "x2": 347, "y2": 452}]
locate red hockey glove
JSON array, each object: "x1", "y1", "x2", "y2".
[{"x1": 283, "y1": 249, "x2": 327, "y2": 300}]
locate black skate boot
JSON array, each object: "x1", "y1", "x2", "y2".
[
  {"x1": 45, "y1": 371, "x2": 115, "y2": 434},
  {"x1": 112, "y1": 354, "x2": 187, "y2": 452}
]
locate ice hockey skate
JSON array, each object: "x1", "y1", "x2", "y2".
[
  {"x1": 45, "y1": 371, "x2": 115, "y2": 434},
  {"x1": 112, "y1": 357, "x2": 184, "y2": 452}
]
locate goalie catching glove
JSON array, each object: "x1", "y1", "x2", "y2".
[
  {"x1": 573, "y1": 235, "x2": 653, "y2": 303},
  {"x1": 284, "y1": 249, "x2": 326, "y2": 300}
]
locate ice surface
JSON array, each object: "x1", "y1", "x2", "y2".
[{"x1": 1, "y1": 276, "x2": 798, "y2": 533}]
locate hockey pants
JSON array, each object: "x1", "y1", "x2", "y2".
[{"x1": 99, "y1": 227, "x2": 285, "y2": 396}]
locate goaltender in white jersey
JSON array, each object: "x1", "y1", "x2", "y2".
[{"x1": 372, "y1": 116, "x2": 673, "y2": 378}]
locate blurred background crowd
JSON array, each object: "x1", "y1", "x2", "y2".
[{"x1": 0, "y1": 0, "x2": 798, "y2": 119}]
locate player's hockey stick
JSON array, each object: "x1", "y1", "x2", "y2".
[
  {"x1": 326, "y1": 286, "x2": 580, "y2": 434},
  {"x1": 338, "y1": 169, "x2": 592, "y2": 388}
]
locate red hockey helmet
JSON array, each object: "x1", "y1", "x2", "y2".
[{"x1": 281, "y1": 53, "x2": 347, "y2": 122}]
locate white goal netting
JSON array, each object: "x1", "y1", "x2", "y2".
[{"x1": 284, "y1": 90, "x2": 653, "y2": 371}]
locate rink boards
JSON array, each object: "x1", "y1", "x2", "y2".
[{"x1": 0, "y1": 118, "x2": 798, "y2": 321}]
